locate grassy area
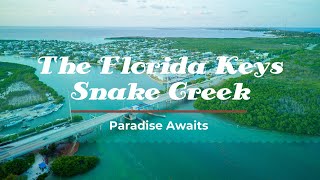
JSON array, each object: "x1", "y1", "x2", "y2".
[{"x1": 173, "y1": 36, "x2": 320, "y2": 135}]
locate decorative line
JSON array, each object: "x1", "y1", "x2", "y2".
[{"x1": 71, "y1": 110, "x2": 247, "y2": 113}]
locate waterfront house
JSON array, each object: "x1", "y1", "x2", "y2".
[{"x1": 19, "y1": 51, "x2": 34, "y2": 57}]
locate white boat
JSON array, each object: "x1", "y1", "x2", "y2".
[
  {"x1": 4, "y1": 120, "x2": 23, "y2": 128},
  {"x1": 54, "y1": 104, "x2": 64, "y2": 112},
  {"x1": 24, "y1": 116, "x2": 34, "y2": 121},
  {"x1": 147, "y1": 113, "x2": 166, "y2": 118},
  {"x1": 21, "y1": 125, "x2": 30, "y2": 129}
]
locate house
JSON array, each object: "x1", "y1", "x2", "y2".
[{"x1": 19, "y1": 51, "x2": 34, "y2": 57}]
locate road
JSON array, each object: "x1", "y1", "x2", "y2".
[
  {"x1": 0, "y1": 112, "x2": 126, "y2": 161},
  {"x1": 0, "y1": 72, "x2": 243, "y2": 162}
]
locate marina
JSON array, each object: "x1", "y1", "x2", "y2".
[{"x1": 0, "y1": 102, "x2": 64, "y2": 130}]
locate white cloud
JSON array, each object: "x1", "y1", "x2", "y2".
[{"x1": 0, "y1": 0, "x2": 319, "y2": 27}]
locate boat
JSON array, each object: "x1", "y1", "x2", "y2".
[
  {"x1": 21, "y1": 125, "x2": 30, "y2": 129},
  {"x1": 0, "y1": 115, "x2": 19, "y2": 123},
  {"x1": 4, "y1": 120, "x2": 23, "y2": 128},
  {"x1": 32, "y1": 104, "x2": 44, "y2": 111},
  {"x1": 40, "y1": 111, "x2": 51, "y2": 117},
  {"x1": 54, "y1": 104, "x2": 64, "y2": 112},
  {"x1": 24, "y1": 116, "x2": 35, "y2": 121},
  {"x1": 147, "y1": 113, "x2": 166, "y2": 118},
  {"x1": 124, "y1": 113, "x2": 137, "y2": 121},
  {"x1": 24, "y1": 116, "x2": 34, "y2": 122}
]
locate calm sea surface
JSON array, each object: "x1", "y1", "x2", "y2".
[
  {"x1": 0, "y1": 27, "x2": 269, "y2": 44},
  {"x1": 1, "y1": 27, "x2": 320, "y2": 179}
]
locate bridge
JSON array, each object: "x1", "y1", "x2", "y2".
[{"x1": 0, "y1": 73, "x2": 240, "y2": 162}]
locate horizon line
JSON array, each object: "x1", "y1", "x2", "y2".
[{"x1": 0, "y1": 26, "x2": 320, "y2": 28}]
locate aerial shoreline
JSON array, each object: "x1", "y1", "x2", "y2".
[{"x1": 0, "y1": 30, "x2": 319, "y2": 179}]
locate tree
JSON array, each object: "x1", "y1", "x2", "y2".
[
  {"x1": 51, "y1": 156, "x2": 99, "y2": 177},
  {"x1": 0, "y1": 154, "x2": 34, "y2": 178},
  {"x1": 36, "y1": 173, "x2": 48, "y2": 180}
]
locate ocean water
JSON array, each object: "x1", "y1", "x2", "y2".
[
  {"x1": 0, "y1": 27, "x2": 267, "y2": 44},
  {"x1": 275, "y1": 27, "x2": 320, "y2": 33},
  {"x1": 1, "y1": 27, "x2": 320, "y2": 179},
  {"x1": 1, "y1": 55, "x2": 318, "y2": 142},
  {"x1": 1, "y1": 55, "x2": 320, "y2": 179}
]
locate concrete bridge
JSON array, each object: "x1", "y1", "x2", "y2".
[{"x1": 0, "y1": 74, "x2": 239, "y2": 162}]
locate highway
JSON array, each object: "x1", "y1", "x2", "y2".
[
  {"x1": 0, "y1": 73, "x2": 241, "y2": 162},
  {"x1": 0, "y1": 112, "x2": 126, "y2": 161}
]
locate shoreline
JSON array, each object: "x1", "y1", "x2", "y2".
[{"x1": 0, "y1": 61, "x2": 65, "y2": 130}]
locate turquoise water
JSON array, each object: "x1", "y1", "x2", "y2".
[
  {"x1": 1, "y1": 26, "x2": 320, "y2": 178},
  {"x1": 1, "y1": 55, "x2": 320, "y2": 179}
]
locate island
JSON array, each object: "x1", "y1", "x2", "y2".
[{"x1": 51, "y1": 156, "x2": 99, "y2": 177}]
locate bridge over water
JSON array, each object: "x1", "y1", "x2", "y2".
[{"x1": 0, "y1": 74, "x2": 239, "y2": 162}]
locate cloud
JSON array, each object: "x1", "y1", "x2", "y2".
[
  {"x1": 113, "y1": 0, "x2": 128, "y2": 2},
  {"x1": 233, "y1": 10, "x2": 249, "y2": 14},
  {"x1": 138, "y1": 5, "x2": 146, "y2": 9},
  {"x1": 137, "y1": 0, "x2": 147, "y2": 3},
  {"x1": 149, "y1": 5, "x2": 178, "y2": 10},
  {"x1": 194, "y1": 5, "x2": 207, "y2": 9},
  {"x1": 166, "y1": 6, "x2": 178, "y2": 9},
  {"x1": 200, "y1": 10, "x2": 212, "y2": 15},
  {"x1": 150, "y1": 5, "x2": 164, "y2": 9},
  {"x1": 183, "y1": 10, "x2": 190, "y2": 15}
]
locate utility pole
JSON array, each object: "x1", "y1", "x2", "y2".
[{"x1": 67, "y1": 89, "x2": 73, "y2": 122}]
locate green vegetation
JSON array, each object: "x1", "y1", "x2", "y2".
[
  {"x1": 188, "y1": 77, "x2": 206, "y2": 85},
  {"x1": 4, "y1": 174, "x2": 27, "y2": 180},
  {"x1": 170, "y1": 37, "x2": 318, "y2": 58},
  {"x1": 36, "y1": 173, "x2": 48, "y2": 180},
  {"x1": 159, "y1": 77, "x2": 206, "y2": 94},
  {"x1": 39, "y1": 143, "x2": 57, "y2": 157},
  {"x1": 70, "y1": 115, "x2": 84, "y2": 122},
  {"x1": 115, "y1": 62, "x2": 144, "y2": 72},
  {"x1": 51, "y1": 156, "x2": 99, "y2": 177},
  {"x1": 210, "y1": 28, "x2": 320, "y2": 38},
  {"x1": 0, "y1": 154, "x2": 34, "y2": 179},
  {"x1": 0, "y1": 62, "x2": 64, "y2": 111},
  {"x1": 180, "y1": 37, "x2": 320, "y2": 135},
  {"x1": 268, "y1": 30, "x2": 320, "y2": 38}
]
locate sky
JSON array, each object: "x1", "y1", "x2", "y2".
[{"x1": 0, "y1": 0, "x2": 319, "y2": 27}]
